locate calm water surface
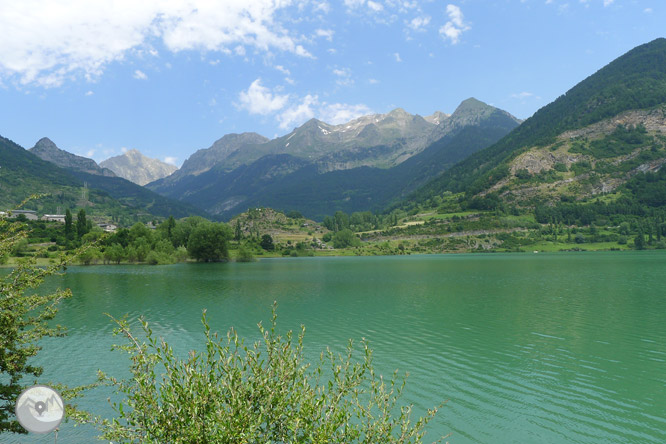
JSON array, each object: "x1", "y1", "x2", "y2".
[{"x1": 5, "y1": 252, "x2": 666, "y2": 443}]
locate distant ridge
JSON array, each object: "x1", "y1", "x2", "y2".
[
  {"x1": 148, "y1": 98, "x2": 520, "y2": 219},
  {"x1": 101, "y1": 149, "x2": 178, "y2": 185},
  {"x1": 29, "y1": 137, "x2": 116, "y2": 177}
]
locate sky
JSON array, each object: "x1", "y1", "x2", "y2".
[{"x1": 0, "y1": 0, "x2": 663, "y2": 167}]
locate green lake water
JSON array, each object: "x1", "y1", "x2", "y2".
[{"x1": 4, "y1": 252, "x2": 666, "y2": 443}]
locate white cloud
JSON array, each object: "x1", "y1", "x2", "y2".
[
  {"x1": 394, "y1": 52, "x2": 403, "y2": 62},
  {"x1": 344, "y1": 0, "x2": 384, "y2": 13},
  {"x1": 133, "y1": 70, "x2": 148, "y2": 80},
  {"x1": 314, "y1": 1, "x2": 331, "y2": 14},
  {"x1": 278, "y1": 95, "x2": 371, "y2": 129},
  {"x1": 278, "y1": 95, "x2": 318, "y2": 129},
  {"x1": 86, "y1": 149, "x2": 96, "y2": 158},
  {"x1": 408, "y1": 16, "x2": 431, "y2": 32},
  {"x1": 238, "y1": 79, "x2": 290, "y2": 115},
  {"x1": 319, "y1": 103, "x2": 372, "y2": 124},
  {"x1": 85, "y1": 90, "x2": 94, "y2": 96},
  {"x1": 511, "y1": 91, "x2": 541, "y2": 101},
  {"x1": 344, "y1": 0, "x2": 367, "y2": 8},
  {"x1": 511, "y1": 92, "x2": 534, "y2": 99},
  {"x1": 164, "y1": 156, "x2": 178, "y2": 166},
  {"x1": 603, "y1": 0, "x2": 613, "y2": 6},
  {"x1": 644, "y1": 8, "x2": 652, "y2": 13},
  {"x1": 315, "y1": 29, "x2": 335, "y2": 41},
  {"x1": 439, "y1": 4, "x2": 470, "y2": 45},
  {"x1": 333, "y1": 67, "x2": 353, "y2": 86},
  {"x1": 0, "y1": 0, "x2": 312, "y2": 87},
  {"x1": 275, "y1": 65, "x2": 291, "y2": 75},
  {"x1": 368, "y1": 78, "x2": 379, "y2": 84},
  {"x1": 236, "y1": 79, "x2": 371, "y2": 130},
  {"x1": 367, "y1": 1, "x2": 384, "y2": 12}
]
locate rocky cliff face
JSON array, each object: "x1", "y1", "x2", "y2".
[
  {"x1": 100, "y1": 149, "x2": 178, "y2": 186},
  {"x1": 29, "y1": 137, "x2": 116, "y2": 177},
  {"x1": 485, "y1": 106, "x2": 666, "y2": 201}
]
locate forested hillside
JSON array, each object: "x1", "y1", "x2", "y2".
[{"x1": 408, "y1": 38, "x2": 666, "y2": 204}]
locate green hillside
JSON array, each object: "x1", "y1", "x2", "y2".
[
  {"x1": 0, "y1": 135, "x2": 206, "y2": 224},
  {"x1": 408, "y1": 38, "x2": 666, "y2": 204},
  {"x1": 365, "y1": 38, "x2": 666, "y2": 255}
]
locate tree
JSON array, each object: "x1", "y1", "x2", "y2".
[
  {"x1": 104, "y1": 243, "x2": 126, "y2": 264},
  {"x1": 79, "y1": 247, "x2": 102, "y2": 265},
  {"x1": 171, "y1": 216, "x2": 207, "y2": 248},
  {"x1": 187, "y1": 222, "x2": 231, "y2": 262},
  {"x1": 332, "y1": 229, "x2": 361, "y2": 248},
  {"x1": 634, "y1": 230, "x2": 646, "y2": 250},
  {"x1": 234, "y1": 219, "x2": 242, "y2": 242},
  {"x1": 260, "y1": 234, "x2": 275, "y2": 251},
  {"x1": 79, "y1": 306, "x2": 444, "y2": 443},
  {"x1": 236, "y1": 245, "x2": 256, "y2": 262},
  {"x1": 160, "y1": 216, "x2": 176, "y2": 244},
  {"x1": 0, "y1": 214, "x2": 72, "y2": 434},
  {"x1": 64, "y1": 209, "x2": 74, "y2": 241},
  {"x1": 76, "y1": 209, "x2": 89, "y2": 238}
]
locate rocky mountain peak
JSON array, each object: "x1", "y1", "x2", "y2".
[
  {"x1": 33, "y1": 137, "x2": 59, "y2": 151},
  {"x1": 387, "y1": 108, "x2": 411, "y2": 118},
  {"x1": 174, "y1": 132, "x2": 270, "y2": 177},
  {"x1": 29, "y1": 138, "x2": 116, "y2": 177},
  {"x1": 101, "y1": 149, "x2": 177, "y2": 186},
  {"x1": 424, "y1": 111, "x2": 450, "y2": 125}
]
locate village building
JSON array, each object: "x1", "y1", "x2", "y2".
[
  {"x1": 42, "y1": 214, "x2": 66, "y2": 223},
  {"x1": 8, "y1": 210, "x2": 38, "y2": 220},
  {"x1": 98, "y1": 223, "x2": 118, "y2": 233}
]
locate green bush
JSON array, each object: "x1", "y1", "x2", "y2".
[
  {"x1": 553, "y1": 162, "x2": 568, "y2": 172},
  {"x1": 236, "y1": 246, "x2": 256, "y2": 262},
  {"x1": 145, "y1": 250, "x2": 174, "y2": 265},
  {"x1": 332, "y1": 229, "x2": 361, "y2": 248},
  {"x1": 78, "y1": 307, "x2": 443, "y2": 443}
]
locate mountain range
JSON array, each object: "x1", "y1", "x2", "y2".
[{"x1": 148, "y1": 98, "x2": 520, "y2": 219}]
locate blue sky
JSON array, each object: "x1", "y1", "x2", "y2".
[{"x1": 0, "y1": 0, "x2": 662, "y2": 167}]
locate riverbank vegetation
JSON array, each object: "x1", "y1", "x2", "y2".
[{"x1": 3, "y1": 183, "x2": 666, "y2": 268}]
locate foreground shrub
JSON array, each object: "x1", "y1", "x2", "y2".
[{"x1": 78, "y1": 306, "x2": 444, "y2": 443}]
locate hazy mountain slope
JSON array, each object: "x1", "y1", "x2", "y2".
[
  {"x1": 29, "y1": 137, "x2": 116, "y2": 176},
  {"x1": 174, "y1": 132, "x2": 270, "y2": 177},
  {"x1": 408, "y1": 38, "x2": 666, "y2": 205},
  {"x1": 0, "y1": 135, "x2": 206, "y2": 220},
  {"x1": 101, "y1": 149, "x2": 177, "y2": 185}
]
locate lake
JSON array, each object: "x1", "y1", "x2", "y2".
[{"x1": 5, "y1": 252, "x2": 666, "y2": 443}]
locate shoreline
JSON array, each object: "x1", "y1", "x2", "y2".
[{"x1": 0, "y1": 242, "x2": 644, "y2": 269}]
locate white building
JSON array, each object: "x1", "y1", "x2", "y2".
[{"x1": 43, "y1": 214, "x2": 66, "y2": 223}]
